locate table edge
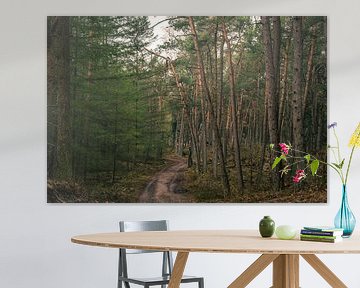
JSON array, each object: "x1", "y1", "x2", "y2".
[{"x1": 71, "y1": 235, "x2": 360, "y2": 254}]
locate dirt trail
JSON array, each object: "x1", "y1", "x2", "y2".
[{"x1": 139, "y1": 155, "x2": 190, "y2": 203}]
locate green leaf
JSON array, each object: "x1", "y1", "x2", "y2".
[
  {"x1": 311, "y1": 160, "x2": 320, "y2": 176},
  {"x1": 339, "y1": 158, "x2": 345, "y2": 169},
  {"x1": 272, "y1": 156, "x2": 282, "y2": 169},
  {"x1": 304, "y1": 154, "x2": 311, "y2": 164},
  {"x1": 332, "y1": 163, "x2": 340, "y2": 169},
  {"x1": 269, "y1": 144, "x2": 274, "y2": 150},
  {"x1": 332, "y1": 159, "x2": 345, "y2": 169}
]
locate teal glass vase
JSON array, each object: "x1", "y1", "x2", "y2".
[{"x1": 334, "y1": 185, "x2": 356, "y2": 237}]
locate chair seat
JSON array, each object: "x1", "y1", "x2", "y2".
[{"x1": 119, "y1": 274, "x2": 203, "y2": 286}]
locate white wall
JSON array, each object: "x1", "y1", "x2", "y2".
[{"x1": 1, "y1": 0, "x2": 360, "y2": 287}]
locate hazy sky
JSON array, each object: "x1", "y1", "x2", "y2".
[{"x1": 148, "y1": 16, "x2": 169, "y2": 50}]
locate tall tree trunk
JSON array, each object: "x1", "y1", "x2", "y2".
[
  {"x1": 82, "y1": 24, "x2": 94, "y2": 180},
  {"x1": 199, "y1": 73, "x2": 208, "y2": 172},
  {"x1": 213, "y1": 21, "x2": 219, "y2": 177},
  {"x1": 188, "y1": 16, "x2": 231, "y2": 197},
  {"x1": 219, "y1": 36, "x2": 227, "y2": 169},
  {"x1": 272, "y1": 16, "x2": 281, "y2": 105},
  {"x1": 177, "y1": 109, "x2": 185, "y2": 155},
  {"x1": 292, "y1": 16, "x2": 304, "y2": 153},
  {"x1": 192, "y1": 69, "x2": 201, "y2": 171},
  {"x1": 261, "y1": 16, "x2": 279, "y2": 147},
  {"x1": 71, "y1": 18, "x2": 81, "y2": 179},
  {"x1": 303, "y1": 24, "x2": 317, "y2": 120},
  {"x1": 278, "y1": 36, "x2": 291, "y2": 137},
  {"x1": 47, "y1": 16, "x2": 72, "y2": 180},
  {"x1": 258, "y1": 88, "x2": 269, "y2": 181},
  {"x1": 222, "y1": 19, "x2": 244, "y2": 191},
  {"x1": 261, "y1": 16, "x2": 281, "y2": 190},
  {"x1": 312, "y1": 83, "x2": 318, "y2": 151}
]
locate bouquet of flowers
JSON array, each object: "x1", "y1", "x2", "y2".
[
  {"x1": 271, "y1": 122, "x2": 360, "y2": 186},
  {"x1": 271, "y1": 122, "x2": 360, "y2": 236}
]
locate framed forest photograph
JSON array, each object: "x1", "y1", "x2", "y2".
[{"x1": 47, "y1": 16, "x2": 327, "y2": 203}]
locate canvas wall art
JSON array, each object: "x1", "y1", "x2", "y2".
[{"x1": 47, "y1": 16, "x2": 327, "y2": 203}]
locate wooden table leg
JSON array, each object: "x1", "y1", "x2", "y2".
[
  {"x1": 288, "y1": 255, "x2": 300, "y2": 288},
  {"x1": 301, "y1": 254, "x2": 347, "y2": 288},
  {"x1": 228, "y1": 254, "x2": 279, "y2": 288},
  {"x1": 272, "y1": 254, "x2": 299, "y2": 288},
  {"x1": 168, "y1": 252, "x2": 189, "y2": 288}
]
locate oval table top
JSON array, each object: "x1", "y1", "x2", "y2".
[{"x1": 71, "y1": 229, "x2": 360, "y2": 254}]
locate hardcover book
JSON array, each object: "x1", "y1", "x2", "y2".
[
  {"x1": 300, "y1": 236, "x2": 343, "y2": 243},
  {"x1": 301, "y1": 228, "x2": 343, "y2": 237},
  {"x1": 303, "y1": 226, "x2": 343, "y2": 232},
  {"x1": 300, "y1": 234, "x2": 341, "y2": 240}
]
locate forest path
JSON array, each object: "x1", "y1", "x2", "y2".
[{"x1": 139, "y1": 155, "x2": 191, "y2": 203}]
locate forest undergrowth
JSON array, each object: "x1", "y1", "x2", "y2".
[
  {"x1": 48, "y1": 148, "x2": 326, "y2": 203},
  {"x1": 47, "y1": 160, "x2": 167, "y2": 203}
]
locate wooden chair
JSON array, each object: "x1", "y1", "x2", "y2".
[{"x1": 118, "y1": 220, "x2": 204, "y2": 288}]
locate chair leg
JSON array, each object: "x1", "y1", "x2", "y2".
[{"x1": 199, "y1": 278, "x2": 204, "y2": 288}]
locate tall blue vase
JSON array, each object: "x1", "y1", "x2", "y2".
[{"x1": 334, "y1": 185, "x2": 356, "y2": 237}]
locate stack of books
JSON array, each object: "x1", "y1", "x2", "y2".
[{"x1": 300, "y1": 226, "x2": 344, "y2": 243}]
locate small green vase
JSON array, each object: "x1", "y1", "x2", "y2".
[{"x1": 259, "y1": 216, "x2": 275, "y2": 237}]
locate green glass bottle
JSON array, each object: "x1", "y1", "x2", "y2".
[{"x1": 259, "y1": 216, "x2": 275, "y2": 238}]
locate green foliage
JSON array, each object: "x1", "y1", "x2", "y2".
[
  {"x1": 183, "y1": 170, "x2": 225, "y2": 202},
  {"x1": 272, "y1": 154, "x2": 286, "y2": 169},
  {"x1": 68, "y1": 16, "x2": 170, "y2": 180},
  {"x1": 310, "y1": 159, "x2": 320, "y2": 176},
  {"x1": 332, "y1": 159, "x2": 345, "y2": 169}
]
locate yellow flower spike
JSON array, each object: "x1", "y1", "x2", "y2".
[{"x1": 349, "y1": 122, "x2": 360, "y2": 148}]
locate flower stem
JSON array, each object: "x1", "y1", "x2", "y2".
[
  {"x1": 344, "y1": 129, "x2": 360, "y2": 185},
  {"x1": 318, "y1": 159, "x2": 344, "y2": 183},
  {"x1": 332, "y1": 127, "x2": 346, "y2": 183},
  {"x1": 345, "y1": 145, "x2": 356, "y2": 185},
  {"x1": 330, "y1": 148, "x2": 339, "y2": 164},
  {"x1": 333, "y1": 127, "x2": 342, "y2": 164}
]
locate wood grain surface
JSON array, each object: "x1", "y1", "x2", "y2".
[{"x1": 71, "y1": 230, "x2": 360, "y2": 254}]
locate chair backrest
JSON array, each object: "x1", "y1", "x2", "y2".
[
  {"x1": 118, "y1": 220, "x2": 174, "y2": 282},
  {"x1": 120, "y1": 220, "x2": 168, "y2": 232},
  {"x1": 119, "y1": 220, "x2": 169, "y2": 254}
]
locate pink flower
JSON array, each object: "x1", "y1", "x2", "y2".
[
  {"x1": 293, "y1": 169, "x2": 306, "y2": 183},
  {"x1": 296, "y1": 169, "x2": 305, "y2": 175},
  {"x1": 279, "y1": 143, "x2": 289, "y2": 155}
]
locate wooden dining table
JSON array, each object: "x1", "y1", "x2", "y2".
[{"x1": 71, "y1": 230, "x2": 360, "y2": 288}]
